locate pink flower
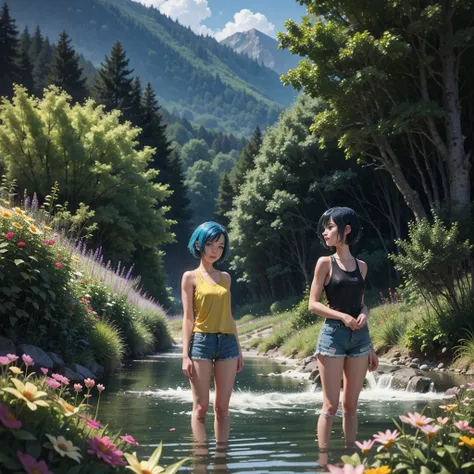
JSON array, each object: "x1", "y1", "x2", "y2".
[
  {"x1": 87, "y1": 436, "x2": 125, "y2": 467},
  {"x1": 86, "y1": 419, "x2": 102, "y2": 430},
  {"x1": 463, "y1": 397, "x2": 471, "y2": 405},
  {"x1": 5, "y1": 232, "x2": 14, "y2": 240},
  {"x1": 22, "y1": 354, "x2": 34, "y2": 367},
  {"x1": 0, "y1": 403, "x2": 22, "y2": 429},
  {"x1": 120, "y1": 435, "x2": 139, "y2": 445},
  {"x1": 327, "y1": 465, "x2": 365, "y2": 474},
  {"x1": 437, "y1": 417, "x2": 449, "y2": 425},
  {"x1": 84, "y1": 378, "x2": 95, "y2": 389},
  {"x1": 74, "y1": 384, "x2": 82, "y2": 393},
  {"x1": 55, "y1": 262, "x2": 62, "y2": 268},
  {"x1": 97, "y1": 384, "x2": 105, "y2": 392},
  {"x1": 40, "y1": 368, "x2": 49, "y2": 375},
  {"x1": 17, "y1": 241, "x2": 26, "y2": 247},
  {"x1": 373, "y1": 429, "x2": 400, "y2": 448},
  {"x1": 48, "y1": 240, "x2": 55, "y2": 245},
  {"x1": 0, "y1": 356, "x2": 10, "y2": 365},
  {"x1": 46, "y1": 379, "x2": 61, "y2": 389},
  {"x1": 399, "y1": 412, "x2": 434, "y2": 429},
  {"x1": 420, "y1": 424, "x2": 441, "y2": 439},
  {"x1": 355, "y1": 439, "x2": 375, "y2": 455},
  {"x1": 51, "y1": 373, "x2": 69, "y2": 384},
  {"x1": 6, "y1": 354, "x2": 18, "y2": 362},
  {"x1": 17, "y1": 452, "x2": 52, "y2": 474},
  {"x1": 454, "y1": 420, "x2": 473, "y2": 431}
]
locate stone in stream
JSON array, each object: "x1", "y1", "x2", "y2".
[
  {"x1": 17, "y1": 344, "x2": 53, "y2": 370},
  {"x1": 0, "y1": 336, "x2": 15, "y2": 356},
  {"x1": 406, "y1": 376, "x2": 432, "y2": 393},
  {"x1": 302, "y1": 360, "x2": 318, "y2": 373},
  {"x1": 419, "y1": 364, "x2": 430, "y2": 371},
  {"x1": 390, "y1": 368, "x2": 423, "y2": 390},
  {"x1": 309, "y1": 369, "x2": 319, "y2": 381},
  {"x1": 47, "y1": 352, "x2": 66, "y2": 369}
]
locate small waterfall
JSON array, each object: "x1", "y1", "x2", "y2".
[{"x1": 364, "y1": 372, "x2": 393, "y2": 392}]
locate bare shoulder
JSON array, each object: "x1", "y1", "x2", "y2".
[
  {"x1": 357, "y1": 259, "x2": 368, "y2": 277},
  {"x1": 221, "y1": 271, "x2": 231, "y2": 286},
  {"x1": 314, "y1": 256, "x2": 331, "y2": 273},
  {"x1": 182, "y1": 270, "x2": 197, "y2": 286}
]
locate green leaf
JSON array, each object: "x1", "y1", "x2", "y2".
[
  {"x1": 9, "y1": 315, "x2": 18, "y2": 326},
  {"x1": 39, "y1": 291, "x2": 46, "y2": 300},
  {"x1": 412, "y1": 448, "x2": 427, "y2": 463},
  {"x1": 32, "y1": 301, "x2": 39, "y2": 310},
  {"x1": 163, "y1": 458, "x2": 193, "y2": 474},
  {"x1": 12, "y1": 429, "x2": 36, "y2": 441},
  {"x1": 14, "y1": 259, "x2": 25, "y2": 266},
  {"x1": 0, "y1": 242, "x2": 9, "y2": 248},
  {"x1": 0, "y1": 452, "x2": 21, "y2": 470},
  {"x1": 420, "y1": 467, "x2": 434, "y2": 474},
  {"x1": 67, "y1": 466, "x2": 83, "y2": 474},
  {"x1": 443, "y1": 444, "x2": 460, "y2": 454},
  {"x1": 20, "y1": 272, "x2": 31, "y2": 280}
]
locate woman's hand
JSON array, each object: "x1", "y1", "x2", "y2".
[
  {"x1": 182, "y1": 355, "x2": 193, "y2": 379},
  {"x1": 356, "y1": 313, "x2": 368, "y2": 328},
  {"x1": 342, "y1": 314, "x2": 360, "y2": 330},
  {"x1": 368, "y1": 351, "x2": 379, "y2": 372},
  {"x1": 236, "y1": 352, "x2": 244, "y2": 373}
]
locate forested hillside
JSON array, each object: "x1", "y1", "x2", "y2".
[{"x1": 9, "y1": 0, "x2": 296, "y2": 135}]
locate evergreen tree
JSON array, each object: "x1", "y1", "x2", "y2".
[
  {"x1": 95, "y1": 40, "x2": 134, "y2": 119},
  {"x1": 129, "y1": 75, "x2": 143, "y2": 126},
  {"x1": 29, "y1": 25, "x2": 43, "y2": 61},
  {"x1": 17, "y1": 41, "x2": 34, "y2": 93},
  {"x1": 214, "y1": 172, "x2": 234, "y2": 227},
  {"x1": 20, "y1": 26, "x2": 31, "y2": 53},
  {"x1": 33, "y1": 37, "x2": 53, "y2": 95},
  {"x1": 233, "y1": 125, "x2": 262, "y2": 191},
  {"x1": 0, "y1": 2, "x2": 19, "y2": 98},
  {"x1": 46, "y1": 30, "x2": 87, "y2": 102}
]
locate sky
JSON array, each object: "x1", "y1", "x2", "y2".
[{"x1": 132, "y1": 0, "x2": 307, "y2": 41}]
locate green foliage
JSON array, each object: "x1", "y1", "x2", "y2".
[
  {"x1": 180, "y1": 139, "x2": 212, "y2": 170},
  {"x1": 87, "y1": 319, "x2": 125, "y2": 373},
  {"x1": 404, "y1": 313, "x2": 450, "y2": 356},
  {"x1": 270, "y1": 301, "x2": 283, "y2": 315},
  {"x1": 127, "y1": 317, "x2": 155, "y2": 357},
  {"x1": 140, "y1": 310, "x2": 172, "y2": 351},
  {"x1": 390, "y1": 216, "x2": 473, "y2": 316},
  {"x1": 291, "y1": 287, "x2": 322, "y2": 330},
  {"x1": 0, "y1": 360, "x2": 191, "y2": 473},
  {"x1": 281, "y1": 323, "x2": 321, "y2": 358},
  {"x1": 454, "y1": 330, "x2": 474, "y2": 368}
]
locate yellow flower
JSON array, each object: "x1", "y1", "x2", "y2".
[
  {"x1": 14, "y1": 207, "x2": 25, "y2": 216},
  {"x1": 2, "y1": 379, "x2": 49, "y2": 411},
  {"x1": 459, "y1": 436, "x2": 474, "y2": 449},
  {"x1": 3, "y1": 200, "x2": 9, "y2": 205},
  {"x1": 12, "y1": 222, "x2": 23, "y2": 229},
  {"x1": 45, "y1": 434, "x2": 82, "y2": 463},
  {"x1": 24, "y1": 217, "x2": 34, "y2": 222},
  {"x1": 440, "y1": 404, "x2": 457, "y2": 412},
  {"x1": 124, "y1": 443, "x2": 190, "y2": 474},
  {"x1": 365, "y1": 467, "x2": 391, "y2": 474},
  {"x1": 56, "y1": 398, "x2": 80, "y2": 417},
  {"x1": 44, "y1": 226, "x2": 53, "y2": 231},
  {"x1": 28, "y1": 224, "x2": 41, "y2": 235},
  {"x1": 1, "y1": 210, "x2": 13, "y2": 219},
  {"x1": 72, "y1": 257, "x2": 80, "y2": 262},
  {"x1": 9, "y1": 366, "x2": 23, "y2": 375}
]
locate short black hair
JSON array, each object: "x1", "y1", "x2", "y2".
[{"x1": 317, "y1": 207, "x2": 362, "y2": 248}]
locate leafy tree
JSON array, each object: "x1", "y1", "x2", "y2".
[
  {"x1": 0, "y1": 2, "x2": 19, "y2": 98},
  {"x1": 46, "y1": 30, "x2": 87, "y2": 103},
  {"x1": 214, "y1": 173, "x2": 233, "y2": 228},
  {"x1": 94, "y1": 40, "x2": 135, "y2": 121},
  {"x1": 0, "y1": 86, "x2": 174, "y2": 299},
  {"x1": 180, "y1": 139, "x2": 212, "y2": 170},
  {"x1": 233, "y1": 125, "x2": 262, "y2": 191},
  {"x1": 279, "y1": 0, "x2": 474, "y2": 220},
  {"x1": 212, "y1": 151, "x2": 237, "y2": 175}
]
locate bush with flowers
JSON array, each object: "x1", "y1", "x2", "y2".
[
  {"x1": 329, "y1": 383, "x2": 474, "y2": 473},
  {"x1": 0, "y1": 354, "x2": 191, "y2": 473}
]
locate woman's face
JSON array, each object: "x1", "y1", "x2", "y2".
[
  {"x1": 322, "y1": 217, "x2": 351, "y2": 247},
  {"x1": 199, "y1": 234, "x2": 225, "y2": 264}
]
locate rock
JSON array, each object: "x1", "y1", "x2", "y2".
[
  {"x1": 390, "y1": 368, "x2": 422, "y2": 390},
  {"x1": 89, "y1": 362, "x2": 105, "y2": 378},
  {"x1": 60, "y1": 367, "x2": 83, "y2": 383},
  {"x1": 17, "y1": 344, "x2": 53, "y2": 369},
  {"x1": 47, "y1": 352, "x2": 65, "y2": 369},
  {"x1": 72, "y1": 364, "x2": 97, "y2": 380},
  {"x1": 444, "y1": 387, "x2": 460, "y2": 399},
  {"x1": 312, "y1": 374, "x2": 321, "y2": 387},
  {"x1": 409, "y1": 363, "x2": 420, "y2": 369},
  {"x1": 389, "y1": 358, "x2": 399, "y2": 364},
  {"x1": 393, "y1": 351, "x2": 401, "y2": 358},
  {"x1": 0, "y1": 336, "x2": 15, "y2": 356},
  {"x1": 466, "y1": 369, "x2": 474, "y2": 376},
  {"x1": 303, "y1": 360, "x2": 318, "y2": 373},
  {"x1": 406, "y1": 376, "x2": 432, "y2": 393},
  {"x1": 280, "y1": 361, "x2": 287, "y2": 366},
  {"x1": 438, "y1": 362, "x2": 444, "y2": 369},
  {"x1": 412, "y1": 358, "x2": 420, "y2": 363},
  {"x1": 291, "y1": 348, "x2": 298, "y2": 357},
  {"x1": 309, "y1": 369, "x2": 319, "y2": 381},
  {"x1": 304, "y1": 355, "x2": 316, "y2": 365},
  {"x1": 454, "y1": 369, "x2": 461, "y2": 373},
  {"x1": 420, "y1": 364, "x2": 429, "y2": 371}
]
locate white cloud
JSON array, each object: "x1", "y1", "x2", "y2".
[
  {"x1": 213, "y1": 9, "x2": 275, "y2": 41},
  {"x1": 133, "y1": 1, "x2": 274, "y2": 40}
]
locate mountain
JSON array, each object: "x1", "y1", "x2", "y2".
[
  {"x1": 8, "y1": 0, "x2": 297, "y2": 136},
  {"x1": 220, "y1": 29, "x2": 300, "y2": 76}
]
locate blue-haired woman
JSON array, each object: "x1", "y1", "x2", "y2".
[
  {"x1": 308, "y1": 207, "x2": 379, "y2": 463},
  {"x1": 181, "y1": 222, "x2": 243, "y2": 444}
]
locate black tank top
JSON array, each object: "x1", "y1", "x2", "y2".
[{"x1": 324, "y1": 256, "x2": 365, "y2": 318}]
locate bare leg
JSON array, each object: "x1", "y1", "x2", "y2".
[
  {"x1": 213, "y1": 358, "x2": 238, "y2": 444},
  {"x1": 342, "y1": 355, "x2": 369, "y2": 446},
  {"x1": 317, "y1": 354, "x2": 345, "y2": 463},
  {"x1": 189, "y1": 360, "x2": 213, "y2": 443}
]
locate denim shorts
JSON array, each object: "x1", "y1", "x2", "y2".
[
  {"x1": 189, "y1": 332, "x2": 240, "y2": 361},
  {"x1": 316, "y1": 320, "x2": 372, "y2": 357}
]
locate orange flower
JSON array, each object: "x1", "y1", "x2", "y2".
[
  {"x1": 14, "y1": 207, "x2": 25, "y2": 216},
  {"x1": 1, "y1": 210, "x2": 13, "y2": 219}
]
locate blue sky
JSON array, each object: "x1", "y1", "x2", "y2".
[{"x1": 134, "y1": 0, "x2": 307, "y2": 40}]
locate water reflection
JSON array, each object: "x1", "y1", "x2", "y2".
[{"x1": 97, "y1": 349, "x2": 446, "y2": 473}]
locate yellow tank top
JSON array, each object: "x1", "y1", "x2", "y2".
[{"x1": 193, "y1": 270, "x2": 234, "y2": 334}]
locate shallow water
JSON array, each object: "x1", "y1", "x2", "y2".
[{"x1": 97, "y1": 348, "x2": 446, "y2": 473}]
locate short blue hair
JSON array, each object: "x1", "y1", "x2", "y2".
[
  {"x1": 317, "y1": 207, "x2": 362, "y2": 248},
  {"x1": 187, "y1": 221, "x2": 230, "y2": 263}
]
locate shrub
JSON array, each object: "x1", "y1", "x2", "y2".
[
  {"x1": 128, "y1": 318, "x2": 155, "y2": 357},
  {"x1": 291, "y1": 286, "x2": 323, "y2": 330},
  {"x1": 270, "y1": 301, "x2": 282, "y2": 314},
  {"x1": 141, "y1": 310, "x2": 172, "y2": 351},
  {"x1": 87, "y1": 319, "x2": 125, "y2": 373}
]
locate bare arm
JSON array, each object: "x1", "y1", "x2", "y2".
[
  {"x1": 308, "y1": 257, "x2": 360, "y2": 330},
  {"x1": 223, "y1": 272, "x2": 243, "y2": 372},
  {"x1": 356, "y1": 260, "x2": 369, "y2": 327},
  {"x1": 181, "y1": 271, "x2": 195, "y2": 378}
]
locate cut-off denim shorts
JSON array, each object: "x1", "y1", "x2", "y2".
[
  {"x1": 316, "y1": 320, "x2": 372, "y2": 357},
  {"x1": 189, "y1": 332, "x2": 240, "y2": 361}
]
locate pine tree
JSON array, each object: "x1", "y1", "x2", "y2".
[
  {"x1": 214, "y1": 173, "x2": 234, "y2": 227},
  {"x1": 29, "y1": 25, "x2": 43, "y2": 61},
  {"x1": 95, "y1": 40, "x2": 134, "y2": 118},
  {"x1": 20, "y1": 26, "x2": 31, "y2": 53},
  {"x1": 129, "y1": 75, "x2": 143, "y2": 126},
  {"x1": 46, "y1": 30, "x2": 87, "y2": 102},
  {"x1": 0, "y1": 2, "x2": 19, "y2": 98},
  {"x1": 33, "y1": 37, "x2": 53, "y2": 95},
  {"x1": 233, "y1": 125, "x2": 262, "y2": 192},
  {"x1": 17, "y1": 41, "x2": 34, "y2": 93}
]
